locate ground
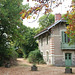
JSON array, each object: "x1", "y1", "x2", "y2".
[{"x1": 0, "y1": 58, "x2": 75, "y2": 75}]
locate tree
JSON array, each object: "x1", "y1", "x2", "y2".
[
  {"x1": 65, "y1": 0, "x2": 75, "y2": 44},
  {"x1": 28, "y1": 50, "x2": 44, "y2": 64},
  {"x1": 38, "y1": 14, "x2": 55, "y2": 30},
  {"x1": 0, "y1": 0, "x2": 29, "y2": 65},
  {"x1": 22, "y1": 27, "x2": 38, "y2": 58},
  {"x1": 20, "y1": 0, "x2": 75, "y2": 44},
  {"x1": 12, "y1": 25, "x2": 38, "y2": 59},
  {"x1": 20, "y1": 0, "x2": 67, "y2": 21}
]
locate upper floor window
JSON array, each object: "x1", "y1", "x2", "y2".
[
  {"x1": 46, "y1": 35, "x2": 48, "y2": 44},
  {"x1": 61, "y1": 31, "x2": 70, "y2": 43},
  {"x1": 41, "y1": 38, "x2": 43, "y2": 46}
]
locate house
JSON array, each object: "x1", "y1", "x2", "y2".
[{"x1": 35, "y1": 14, "x2": 75, "y2": 66}]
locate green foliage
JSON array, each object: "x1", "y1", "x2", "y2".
[
  {"x1": 66, "y1": 66, "x2": 70, "y2": 69},
  {"x1": 37, "y1": 14, "x2": 55, "y2": 33},
  {"x1": 16, "y1": 48, "x2": 23, "y2": 58},
  {"x1": 0, "y1": 0, "x2": 30, "y2": 66},
  {"x1": 28, "y1": 50, "x2": 45, "y2": 64},
  {"x1": 72, "y1": 0, "x2": 75, "y2": 1},
  {"x1": 22, "y1": 27, "x2": 38, "y2": 58},
  {"x1": 9, "y1": 49, "x2": 18, "y2": 60},
  {"x1": 6, "y1": 48, "x2": 18, "y2": 66},
  {"x1": 61, "y1": 14, "x2": 66, "y2": 18},
  {"x1": 0, "y1": 46, "x2": 18, "y2": 66}
]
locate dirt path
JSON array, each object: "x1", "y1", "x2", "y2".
[
  {"x1": 0, "y1": 58, "x2": 75, "y2": 75},
  {"x1": 17, "y1": 58, "x2": 47, "y2": 67},
  {"x1": 17, "y1": 58, "x2": 32, "y2": 66}
]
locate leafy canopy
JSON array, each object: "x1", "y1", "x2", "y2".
[
  {"x1": 0, "y1": 0, "x2": 30, "y2": 65},
  {"x1": 38, "y1": 14, "x2": 55, "y2": 29},
  {"x1": 20, "y1": 0, "x2": 66, "y2": 20},
  {"x1": 65, "y1": 0, "x2": 75, "y2": 43}
]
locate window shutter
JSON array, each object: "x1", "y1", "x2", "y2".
[
  {"x1": 66, "y1": 34, "x2": 68, "y2": 43},
  {"x1": 47, "y1": 36, "x2": 48, "y2": 44},
  {"x1": 62, "y1": 31, "x2": 65, "y2": 43},
  {"x1": 62, "y1": 31, "x2": 70, "y2": 43}
]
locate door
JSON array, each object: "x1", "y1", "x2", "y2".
[{"x1": 65, "y1": 53, "x2": 72, "y2": 66}]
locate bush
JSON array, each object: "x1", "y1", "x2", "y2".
[
  {"x1": 9, "y1": 49, "x2": 18, "y2": 65},
  {"x1": 10, "y1": 49, "x2": 18, "y2": 60},
  {"x1": 28, "y1": 50, "x2": 45, "y2": 64},
  {"x1": 4, "y1": 48, "x2": 18, "y2": 66},
  {"x1": 0, "y1": 47, "x2": 18, "y2": 66},
  {"x1": 39, "y1": 60, "x2": 46, "y2": 64},
  {"x1": 16, "y1": 48, "x2": 23, "y2": 58}
]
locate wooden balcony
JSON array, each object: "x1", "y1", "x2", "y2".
[{"x1": 61, "y1": 43, "x2": 75, "y2": 50}]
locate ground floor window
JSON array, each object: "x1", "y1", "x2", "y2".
[{"x1": 46, "y1": 52, "x2": 49, "y2": 62}]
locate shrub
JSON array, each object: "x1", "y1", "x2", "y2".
[
  {"x1": 39, "y1": 60, "x2": 46, "y2": 64},
  {"x1": 9, "y1": 49, "x2": 18, "y2": 65},
  {"x1": 4, "y1": 48, "x2": 18, "y2": 66},
  {"x1": 66, "y1": 66, "x2": 70, "y2": 69},
  {"x1": 28, "y1": 50, "x2": 45, "y2": 64},
  {"x1": 0, "y1": 47, "x2": 18, "y2": 66},
  {"x1": 16, "y1": 48, "x2": 23, "y2": 58}
]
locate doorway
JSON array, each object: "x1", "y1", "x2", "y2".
[{"x1": 65, "y1": 53, "x2": 72, "y2": 66}]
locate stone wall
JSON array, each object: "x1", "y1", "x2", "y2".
[
  {"x1": 54, "y1": 56, "x2": 65, "y2": 66},
  {"x1": 38, "y1": 22, "x2": 75, "y2": 66},
  {"x1": 72, "y1": 55, "x2": 75, "y2": 66}
]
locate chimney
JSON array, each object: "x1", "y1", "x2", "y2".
[
  {"x1": 55, "y1": 13, "x2": 61, "y2": 22},
  {"x1": 27, "y1": 0, "x2": 29, "y2": 2}
]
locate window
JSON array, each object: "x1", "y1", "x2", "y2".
[
  {"x1": 62, "y1": 31, "x2": 70, "y2": 43},
  {"x1": 41, "y1": 52, "x2": 43, "y2": 56},
  {"x1": 41, "y1": 38, "x2": 43, "y2": 46},
  {"x1": 65, "y1": 53, "x2": 71, "y2": 60},
  {"x1": 47, "y1": 35, "x2": 48, "y2": 44},
  {"x1": 65, "y1": 53, "x2": 67, "y2": 59},
  {"x1": 47, "y1": 52, "x2": 49, "y2": 62}
]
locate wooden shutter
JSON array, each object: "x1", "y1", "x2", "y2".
[
  {"x1": 62, "y1": 31, "x2": 65, "y2": 43},
  {"x1": 62, "y1": 31, "x2": 70, "y2": 43}
]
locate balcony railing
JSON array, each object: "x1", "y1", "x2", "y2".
[{"x1": 61, "y1": 42, "x2": 75, "y2": 49}]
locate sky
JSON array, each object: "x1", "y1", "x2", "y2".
[{"x1": 22, "y1": 0, "x2": 72, "y2": 28}]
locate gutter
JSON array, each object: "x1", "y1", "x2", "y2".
[{"x1": 34, "y1": 29, "x2": 48, "y2": 38}]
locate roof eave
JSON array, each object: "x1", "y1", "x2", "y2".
[
  {"x1": 48, "y1": 19, "x2": 66, "y2": 30},
  {"x1": 34, "y1": 29, "x2": 48, "y2": 38},
  {"x1": 34, "y1": 19, "x2": 66, "y2": 38}
]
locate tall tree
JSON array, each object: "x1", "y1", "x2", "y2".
[
  {"x1": 38, "y1": 14, "x2": 55, "y2": 30},
  {"x1": 22, "y1": 27, "x2": 38, "y2": 58},
  {"x1": 20, "y1": 0, "x2": 67, "y2": 20},
  {"x1": 0, "y1": 0, "x2": 29, "y2": 65},
  {"x1": 65, "y1": 0, "x2": 75, "y2": 44}
]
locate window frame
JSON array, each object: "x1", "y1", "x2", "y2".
[
  {"x1": 61, "y1": 31, "x2": 70, "y2": 43},
  {"x1": 41, "y1": 37, "x2": 43, "y2": 46},
  {"x1": 46, "y1": 35, "x2": 48, "y2": 45}
]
